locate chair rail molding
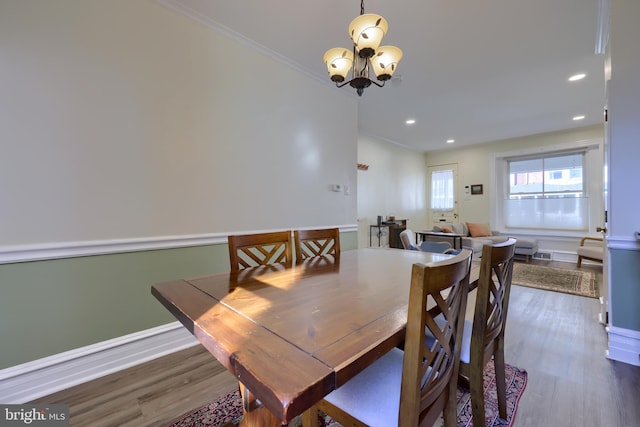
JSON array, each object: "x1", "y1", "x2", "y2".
[
  {"x1": 0, "y1": 233, "x2": 228, "y2": 264},
  {"x1": 606, "y1": 235, "x2": 640, "y2": 251},
  {"x1": 0, "y1": 225, "x2": 358, "y2": 264}
]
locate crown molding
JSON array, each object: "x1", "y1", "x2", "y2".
[{"x1": 155, "y1": 0, "x2": 340, "y2": 93}]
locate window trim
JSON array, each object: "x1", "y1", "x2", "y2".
[{"x1": 490, "y1": 139, "x2": 603, "y2": 237}]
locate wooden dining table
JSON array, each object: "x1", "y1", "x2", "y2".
[{"x1": 152, "y1": 248, "x2": 480, "y2": 426}]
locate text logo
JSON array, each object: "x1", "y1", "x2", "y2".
[{"x1": 0, "y1": 405, "x2": 69, "y2": 426}]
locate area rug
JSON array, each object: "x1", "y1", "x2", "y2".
[
  {"x1": 166, "y1": 362, "x2": 527, "y2": 427},
  {"x1": 511, "y1": 263, "x2": 598, "y2": 298}
]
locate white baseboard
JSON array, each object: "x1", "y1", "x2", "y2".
[
  {"x1": 606, "y1": 326, "x2": 640, "y2": 367},
  {"x1": 0, "y1": 322, "x2": 198, "y2": 404},
  {"x1": 548, "y1": 250, "x2": 577, "y2": 263}
]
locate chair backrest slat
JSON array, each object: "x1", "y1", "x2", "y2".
[
  {"x1": 227, "y1": 231, "x2": 293, "y2": 272},
  {"x1": 294, "y1": 228, "x2": 340, "y2": 262}
]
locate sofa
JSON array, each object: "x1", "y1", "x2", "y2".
[
  {"x1": 432, "y1": 222, "x2": 508, "y2": 256},
  {"x1": 432, "y1": 222, "x2": 538, "y2": 261}
]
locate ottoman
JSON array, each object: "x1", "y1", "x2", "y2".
[{"x1": 513, "y1": 237, "x2": 538, "y2": 263}]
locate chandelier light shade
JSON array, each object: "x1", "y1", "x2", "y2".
[
  {"x1": 323, "y1": 48, "x2": 355, "y2": 83},
  {"x1": 348, "y1": 14, "x2": 388, "y2": 57},
  {"x1": 323, "y1": 0, "x2": 402, "y2": 96},
  {"x1": 370, "y1": 45, "x2": 403, "y2": 80}
]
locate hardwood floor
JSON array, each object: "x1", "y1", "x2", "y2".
[
  {"x1": 32, "y1": 260, "x2": 640, "y2": 427},
  {"x1": 498, "y1": 261, "x2": 639, "y2": 427},
  {"x1": 31, "y1": 345, "x2": 238, "y2": 427}
]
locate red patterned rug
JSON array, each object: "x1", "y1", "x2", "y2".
[{"x1": 166, "y1": 362, "x2": 527, "y2": 427}]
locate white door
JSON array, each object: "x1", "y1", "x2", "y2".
[
  {"x1": 428, "y1": 164, "x2": 459, "y2": 226},
  {"x1": 600, "y1": 88, "x2": 610, "y2": 325}
]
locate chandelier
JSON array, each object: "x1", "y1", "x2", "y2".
[{"x1": 323, "y1": 0, "x2": 403, "y2": 96}]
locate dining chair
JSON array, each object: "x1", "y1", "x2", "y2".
[
  {"x1": 419, "y1": 240, "x2": 456, "y2": 254},
  {"x1": 227, "y1": 231, "x2": 293, "y2": 272},
  {"x1": 458, "y1": 238, "x2": 516, "y2": 427},
  {"x1": 401, "y1": 229, "x2": 456, "y2": 254},
  {"x1": 294, "y1": 228, "x2": 340, "y2": 262},
  {"x1": 303, "y1": 249, "x2": 473, "y2": 427},
  {"x1": 399, "y1": 228, "x2": 418, "y2": 250}
]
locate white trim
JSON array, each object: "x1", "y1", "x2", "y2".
[
  {"x1": 548, "y1": 250, "x2": 578, "y2": 264},
  {"x1": 606, "y1": 235, "x2": 640, "y2": 251},
  {"x1": 0, "y1": 233, "x2": 228, "y2": 264},
  {"x1": 595, "y1": 0, "x2": 610, "y2": 55},
  {"x1": 0, "y1": 322, "x2": 198, "y2": 404},
  {"x1": 606, "y1": 326, "x2": 640, "y2": 367},
  {"x1": 490, "y1": 138, "x2": 603, "y2": 236},
  {"x1": 0, "y1": 225, "x2": 358, "y2": 264}
]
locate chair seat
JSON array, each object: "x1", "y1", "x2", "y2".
[
  {"x1": 431, "y1": 318, "x2": 473, "y2": 363},
  {"x1": 323, "y1": 348, "x2": 403, "y2": 427},
  {"x1": 577, "y1": 246, "x2": 603, "y2": 260},
  {"x1": 459, "y1": 320, "x2": 474, "y2": 364}
]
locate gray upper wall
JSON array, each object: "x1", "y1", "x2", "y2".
[
  {"x1": 0, "y1": 0, "x2": 358, "y2": 249},
  {"x1": 0, "y1": 0, "x2": 359, "y2": 369}
]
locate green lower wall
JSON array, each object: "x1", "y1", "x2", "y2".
[
  {"x1": 610, "y1": 248, "x2": 640, "y2": 331},
  {"x1": 0, "y1": 231, "x2": 358, "y2": 370}
]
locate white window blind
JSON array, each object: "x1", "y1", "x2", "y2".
[
  {"x1": 505, "y1": 152, "x2": 588, "y2": 230},
  {"x1": 431, "y1": 169, "x2": 454, "y2": 211}
]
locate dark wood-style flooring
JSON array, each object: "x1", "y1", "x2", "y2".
[{"x1": 32, "y1": 260, "x2": 640, "y2": 427}]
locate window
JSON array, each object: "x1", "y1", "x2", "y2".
[
  {"x1": 504, "y1": 152, "x2": 588, "y2": 230},
  {"x1": 430, "y1": 169, "x2": 454, "y2": 211}
]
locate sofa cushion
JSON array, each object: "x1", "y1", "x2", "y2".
[
  {"x1": 486, "y1": 235, "x2": 509, "y2": 244},
  {"x1": 461, "y1": 237, "x2": 491, "y2": 254},
  {"x1": 431, "y1": 223, "x2": 507, "y2": 257},
  {"x1": 451, "y1": 223, "x2": 468, "y2": 236},
  {"x1": 466, "y1": 222, "x2": 491, "y2": 237},
  {"x1": 514, "y1": 237, "x2": 537, "y2": 250},
  {"x1": 577, "y1": 246, "x2": 603, "y2": 260}
]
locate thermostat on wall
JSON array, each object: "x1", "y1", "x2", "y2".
[{"x1": 331, "y1": 184, "x2": 343, "y2": 192}]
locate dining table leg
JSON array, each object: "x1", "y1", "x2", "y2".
[
  {"x1": 301, "y1": 406, "x2": 320, "y2": 427},
  {"x1": 238, "y1": 382, "x2": 283, "y2": 427}
]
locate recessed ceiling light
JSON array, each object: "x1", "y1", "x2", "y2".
[
  {"x1": 568, "y1": 73, "x2": 586, "y2": 82},
  {"x1": 446, "y1": 139, "x2": 455, "y2": 144},
  {"x1": 573, "y1": 115, "x2": 585, "y2": 121},
  {"x1": 405, "y1": 119, "x2": 416, "y2": 125}
]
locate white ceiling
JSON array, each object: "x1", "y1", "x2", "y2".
[{"x1": 166, "y1": 0, "x2": 605, "y2": 152}]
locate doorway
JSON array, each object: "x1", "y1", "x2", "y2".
[{"x1": 427, "y1": 163, "x2": 459, "y2": 226}]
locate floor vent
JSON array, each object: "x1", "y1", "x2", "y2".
[{"x1": 533, "y1": 251, "x2": 552, "y2": 260}]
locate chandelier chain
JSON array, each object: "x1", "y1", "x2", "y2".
[{"x1": 360, "y1": 0, "x2": 364, "y2": 15}]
